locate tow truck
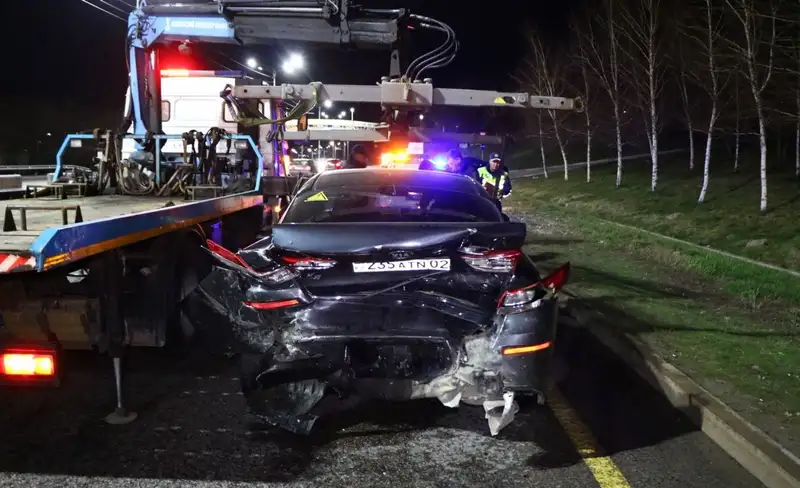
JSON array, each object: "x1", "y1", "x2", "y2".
[{"x1": 0, "y1": 0, "x2": 581, "y2": 424}]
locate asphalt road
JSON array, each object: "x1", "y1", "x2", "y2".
[{"x1": 0, "y1": 321, "x2": 761, "y2": 488}]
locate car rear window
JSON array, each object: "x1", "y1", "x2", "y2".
[
  {"x1": 282, "y1": 185, "x2": 503, "y2": 223},
  {"x1": 312, "y1": 169, "x2": 482, "y2": 195}
]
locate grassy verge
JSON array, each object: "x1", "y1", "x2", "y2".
[{"x1": 509, "y1": 159, "x2": 800, "y2": 450}]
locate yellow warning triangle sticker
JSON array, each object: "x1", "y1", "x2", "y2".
[{"x1": 304, "y1": 191, "x2": 328, "y2": 202}]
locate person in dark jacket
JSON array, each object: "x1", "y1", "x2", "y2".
[
  {"x1": 445, "y1": 149, "x2": 480, "y2": 182},
  {"x1": 345, "y1": 144, "x2": 371, "y2": 169},
  {"x1": 418, "y1": 158, "x2": 435, "y2": 170},
  {"x1": 477, "y1": 153, "x2": 512, "y2": 211}
]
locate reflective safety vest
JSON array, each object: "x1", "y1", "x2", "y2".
[{"x1": 477, "y1": 166, "x2": 509, "y2": 197}]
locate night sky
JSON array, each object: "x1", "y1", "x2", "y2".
[{"x1": 3, "y1": 0, "x2": 575, "y2": 147}]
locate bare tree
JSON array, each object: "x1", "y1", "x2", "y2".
[
  {"x1": 683, "y1": 0, "x2": 728, "y2": 203},
  {"x1": 525, "y1": 35, "x2": 570, "y2": 179},
  {"x1": 573, "y1": 19, "x2": 596, "y2": 182},
  {"x1": 733, "y1": 75, "x2": 742, "y2": 171},
  {"x1": 676, "y1": 35, "x2": 696, "y2": 171},
  {"x1": 582, "y1": 0, "x2": 625, "y2": 186},
  {"x1": 724, "y1": 0, "x2": 777, "y2": 212},
  {"x1": 774, "y1": 9, "x2": 800, "y2": 178},
  {"x1": 537, "y1": 111, "x2": 549, "y2": 178},
  {"x1": 620, "y1": 0, "x2": 666, "y2": 191},
  {"x1": 795, "y1": 41, "x2": 800, "y2": 178},
  {"x1": 514, "y1": 46, "x2": 550, "y2": 178}
]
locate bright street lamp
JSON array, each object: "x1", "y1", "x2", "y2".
[
  {"x1": 338, "y1": 111, "x2": 346, "y2": 119},
  {"x1": 246, "y1": 57, "x2": 258, "y2": 69},
  {"x1": 323, "y1": 100, "x2": 333, "y2": 109},
  {"x1": 282, "y1": 52, "x2": 305, "y2": 74},
  {"x1": 419, "y1": 114, "x2": 424, "y2": 120},
  {"x1": 289, "y1": 52, "x2": 304, "y2": 68}
]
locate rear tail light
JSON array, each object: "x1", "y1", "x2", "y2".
[
  {"x1": 502, "y1": 341, "x2": 552, "y2": 356},
  {"x1": 460, "y1": 246, "x2": 520, "y2": 273},
  {"x1": 280, "y1": 255, "x2": 336, "y2": 270},
  {"x1": 244, "y1": 299, "x2": 300, "y2": 310},
  {"x1": 334, "y1": 161, "x2": 342, "y2": 169},
  {"x1": 1, "y1": 349, "x2": 57, "y2": 378},
  {"x1": 499, "y1": 263, "x2": 571, "y2": 309},
  {"x1": 205, "y1": 240, "x2": 296, "y2": 283}
]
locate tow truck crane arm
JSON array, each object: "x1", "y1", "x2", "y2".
[{"x1": 126, "y1": 1, "x2": 582, "y2": 149}]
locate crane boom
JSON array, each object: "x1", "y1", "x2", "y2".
[{"x1": 124, "y1": 1, "x2": 583, "y2": 164}]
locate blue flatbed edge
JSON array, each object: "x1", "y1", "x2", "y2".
[{"x1": 6, "y1": 191, "x2": 263, "y2": 272}]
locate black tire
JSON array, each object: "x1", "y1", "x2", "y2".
[{"x1": 164, "y1": 233, "x2": 212, "y2": 355}]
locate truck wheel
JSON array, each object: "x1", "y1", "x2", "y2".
[{"x1": 165, "y1": 234, "x2": 211, "y2": 355}]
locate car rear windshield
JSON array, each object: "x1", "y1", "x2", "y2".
[{"x1": 282, "y1": 185, "x2": 503, "y2": 223}]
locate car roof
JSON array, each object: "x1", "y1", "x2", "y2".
[{"x1": 307, "y1": 168, "x2": 483, "y2": 195}]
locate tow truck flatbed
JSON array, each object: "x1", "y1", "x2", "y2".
[{"x1": 0, "y1": 191, "x2": 262, "y2": 273}]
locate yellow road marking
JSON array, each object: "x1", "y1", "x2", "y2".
[{"x1": 547, "y1": 386, "x2": 633, "y2": 488}]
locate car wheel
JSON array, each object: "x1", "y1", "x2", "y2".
[{"x1": 237, "y1": 351, "x2": 327, "y2": 435}]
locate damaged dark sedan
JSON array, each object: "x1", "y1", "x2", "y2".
[{"x1": 189, "y1": 168, "x2": 570, "y2": 436}]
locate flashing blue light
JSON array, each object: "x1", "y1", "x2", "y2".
[{"x1": 433, "y1": 156, "x2": 448, "y2": 169}]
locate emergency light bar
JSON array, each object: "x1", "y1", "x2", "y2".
[{"x1": 160, "y1": 69, "x2": 245, "y2": 78}]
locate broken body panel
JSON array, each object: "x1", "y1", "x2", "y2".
[{"x1": 186, "y1": 172, "x2": 568, "y2": 436}]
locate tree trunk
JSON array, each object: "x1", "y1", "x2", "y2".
[
  {"x1": 649, "y1": 64, "x2": 658, "y2": 191},
  {"x1": 734, "y1": 78, "x2": 740, "y2": 171},
  {"x1": 586, "y1": 129, "x2": 592, "y2": 183},
  {"x1": 796, "y1": 81, "x2": 800, "y2": 178},
  {"x1": 795, "y1": 115, "x2": 799, "y2": 178},
  {"x1": 698, "y1": 104, "x2": 717, "y2": 203},
  {"x1": 756, "y1": 99, "x2": 768, "y2": 212},
  {"x1": 538, "y1": 112, "x2": 548, "y2": 178},
  {"x1": 613, "y1": 101, "x2": 623, "y2": 187},
  {"x1": 688, "y1": 123, "x2": 694, "y2": 170},
  {"x1": 551, "y1": 113, "x2": 569, "y2": 180}
]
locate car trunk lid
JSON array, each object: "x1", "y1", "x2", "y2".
[{"x1": 268, "y1": 221, "x2": 525, "y2": 299}]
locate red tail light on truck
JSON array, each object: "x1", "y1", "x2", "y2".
[{"x1": 0, "y1": 345, "x2": 60, "y2": 386}]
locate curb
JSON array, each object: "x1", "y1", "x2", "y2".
[{"x1": 560, "y1": 291, "x2": 800, "y2": 488}]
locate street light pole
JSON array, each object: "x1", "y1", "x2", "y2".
[{"x1": 347, "y1": 107, "x2": 355, "y2": 156}]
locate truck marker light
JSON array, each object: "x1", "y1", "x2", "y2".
[
  {"x1": 1, "y1": 352, "x2": 56, "y2": 377},
  {"x1": 501, "y1": 341, "x2": 551, "y2": 356},
  {"x1": 243, "y1": 299, "x2": 300, "y2": 310}
]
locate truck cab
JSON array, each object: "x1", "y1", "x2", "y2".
[{"x1": 121, "y1": 70, "x2": 267, "y2": 178}]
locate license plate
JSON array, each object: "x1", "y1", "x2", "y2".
[{"x1": 352, "y1": 258, "x2": 451, "y2": 273}]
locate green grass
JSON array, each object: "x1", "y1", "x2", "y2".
[
  {"x1": 513, "y1": 156, "x2": 800, "y2": 302},
  {"x1": 509, "y1": 158, "x2": 800, "y2": 449}
]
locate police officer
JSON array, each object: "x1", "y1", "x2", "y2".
[
  {"x1": 478, "y1": 153, "x2": 512, "y2": 211},
  {"x1": 418, "y1": 158, "x2": 435, "y2": 170},
  {"x1": 445, "y1": 149, "x2": 480, "y2": 182},
  {"x1": 345, "y1": 144, "x2": 371, "y2": 169}
]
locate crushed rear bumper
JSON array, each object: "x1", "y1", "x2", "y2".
[{"x1": 188, "y1": 277, "x2": 559, "y2": 436}]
